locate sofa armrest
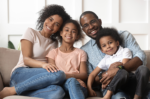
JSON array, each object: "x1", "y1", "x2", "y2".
[
  {"x1": 0, "y1": 73, "x2": 4, "y2": 91},
  {"x1": 0, "y1": 47, "x2": 20, "y2": 86}
]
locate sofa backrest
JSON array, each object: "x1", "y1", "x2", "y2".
[
  {"x1": 144, "y1": 50, "x2": 150, "y2": 70},
  {"x1": 0, "y1": 47, "x2": 150, "y2": 86},
  {"x1": 0, "y1": 47, "x2": 20, "y2": 86}
]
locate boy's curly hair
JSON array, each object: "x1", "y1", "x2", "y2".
[
  {"x1": 36, "y1": 4, "x2": 71, "y2": 41},
  {"x1": 96, "y1": 27, "x2": 122, "y2": 49}
]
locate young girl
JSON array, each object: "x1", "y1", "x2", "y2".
[
  {"x1": 0, "y1": 5, "x2": 71, "y2": 99},
  {"x1": 46, "y1": 20, "x2": 88, "y2": 99},
  {"x1": 87, "y1": 28, "x2": 132, "y2": 99}
]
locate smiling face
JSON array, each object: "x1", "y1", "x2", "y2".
[
  {"x1": 80, "y1": 13, "x2": 102, "y2": 39},
  {"x1": 100, "y1": 36, "x2": 119, "y2": 55},
  {"x1": 60, "y1": 23, "x2": 78, "y2": 44},
  {"x1": 42, "y1": 14, "x2": 63, "y2": 37}
]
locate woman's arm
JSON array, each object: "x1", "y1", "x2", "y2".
[
  {"x1": 65, "y1": 61, "x2": 88, "y2": 81},
  {"x1": 22, "y1": 40, "x2": 46, "y2": 67},
  {"x1": 22, "y1": 39, "x2": 56, "y2": 72}
]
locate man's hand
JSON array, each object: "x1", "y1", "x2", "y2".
[
  {"x1": 100, "y1": 68, "x2": 119, "y2": 89},
  {"x1": 109, "y1": 62, "x2": 123, "y2": 70}
]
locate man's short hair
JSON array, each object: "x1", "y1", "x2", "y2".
[{"x1": 79, "y1": 11, "x2": 99, "y2": 25}]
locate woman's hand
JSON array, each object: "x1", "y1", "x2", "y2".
[
  {"x1": 88, "y1": 89, "x2": 97, "y2": 97},
  {"x1": 77, "y1": 79, "x2": 87, "y2": 88},
  {"x1": 42, "y1": 63, "x2": 59, "y2": 72}
]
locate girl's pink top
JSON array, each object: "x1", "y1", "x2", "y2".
[{"x1": 46, "y1": 48, "x2": 87, "y2": 74}]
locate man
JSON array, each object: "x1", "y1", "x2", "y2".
[{"x1": 80, "y1": 11, "x2": 149, "y2": 99}]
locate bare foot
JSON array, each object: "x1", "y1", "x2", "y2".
[
  {"x1": 0, "y1": 87, "x2": 16, "y2": 99},
  {"x1": 99, "y1": 98, "x2": 110, "y2": 99}
]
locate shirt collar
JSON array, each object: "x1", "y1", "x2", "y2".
[
  {"x1": 91, "y1": 39, "x2": 96, "y2": 46},
  {"x1": 106, "y1": 46, "x2": 123, "y2": 57}
]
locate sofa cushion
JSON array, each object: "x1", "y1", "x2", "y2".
[
  {"x1": 4, "y1": 95, "x2": 101, "y2": 99},
  {"x1": 144, "y1": 50, "x2": 150, "y2": 70},
  {"x1": 0, "y1": 73, "x2": 4, "y2": 91},
  {"x1": 0, "y1": 47, "x2": 20, "y2": 86},
  {"x1": 4, "y1": 95, "x2": 42, "y2": 99}
]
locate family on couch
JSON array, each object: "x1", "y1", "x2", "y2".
[{"x1": 0, "y1": 4, "x2": 150, "y2": 99}]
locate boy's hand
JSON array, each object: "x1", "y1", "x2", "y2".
[
  {"x1": 88, "y1": 89, "x2": 97, "y2": 97},
  {"x1": 42, "y1": 63, "x2": 59, "y2": 72},
  {"x1": 77, "y1": 79, "x2": 87, "y2": 88}
]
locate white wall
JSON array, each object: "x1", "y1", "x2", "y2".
[{"x1": 0, "y1": 0, "x2": 150, "y2": 50}]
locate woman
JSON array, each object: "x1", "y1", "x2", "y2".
[{"x1": 0, "y1": 4, "x2": 71, "y2": 99}]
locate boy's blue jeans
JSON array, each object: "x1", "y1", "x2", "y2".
[
  {"x1": 10, "y1": 67, "x2": 66, "y2": 99},
  {"x1": 10, "y1": 67, "x2": 87, "y2": 99}
]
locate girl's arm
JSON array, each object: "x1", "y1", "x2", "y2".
[
  {"x1": 87, "y1": 67, "x2": 102, "y2": 96},
  {"x1": 88, "y1": 67, "x2": 101, "y2": 90},
  {"x1": 65, "y1": 61, "x2": 88, "y2": 81}
]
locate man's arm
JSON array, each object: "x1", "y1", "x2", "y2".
[
  {"x1": 121, "y1": 31, "x2": 146, "y2": 67},
  {"x1": 120, "y1": 31, "x2": 146, "y2": 71},
  {"x1": 123, "y1": 57, "x2": 142, "y2": 71}
]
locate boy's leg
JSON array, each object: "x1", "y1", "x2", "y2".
[
  {"x1": 10, "y1": 67, "x2": 66, "y2": 95},
  {"x1": 63, "y1": 78, "x2": 87, "y2": 99},
  {"x1": 102, "y1": 69, "x2": 130, "y2": 99},
  {"x1": 102, "y1": 89, "x2": 130, "y2": 99},
  {"x1": 106, "y1": 69, "x2": 128, "y2": 93}
]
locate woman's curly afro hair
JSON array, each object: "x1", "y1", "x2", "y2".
[{"x1": 36, "y1": 4, "x2": 71, "y2": 41}]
